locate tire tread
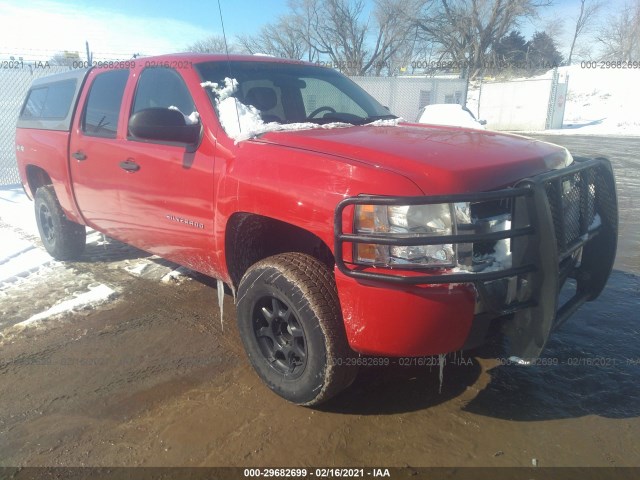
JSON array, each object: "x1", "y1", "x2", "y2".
[
  {"x1": 239, "y1": 253, "x2": 357, "y2": 406},
  {"x1": 35, "y1": 186, "x2": 86, "y2": 261}
]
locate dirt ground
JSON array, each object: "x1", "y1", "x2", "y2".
[
  {"x1": 2, "y1": 266, "x2": 637, "y2": 468},
  {"x1": 1, "y1": 135, "x2": 639, "y2": 469}
]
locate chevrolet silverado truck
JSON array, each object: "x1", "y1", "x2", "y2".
[{"x1": 15, "y1": 54, "x2": 618, "y2": 406}]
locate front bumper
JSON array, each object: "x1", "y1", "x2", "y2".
[{"x1": 334, "y1": 158, "x2": 618, "y2": 359}]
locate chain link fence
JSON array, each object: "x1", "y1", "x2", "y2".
[
  {"x1": 351, "y1": 76, "x2": 469, "y2": 122},
  {"x1": 0, "y1": 66, "x2": 74, "y2": 185},
  {"x1": 474, "y1": 68, "x2": 568, "y2": 131}
]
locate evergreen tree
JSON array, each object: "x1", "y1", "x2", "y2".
[
  {"x1": 494, "y1": 30, "x2": 528, "y2": 66},
  {"x1": 527, "y1": 31, "x2": 563, "y2": 69}
]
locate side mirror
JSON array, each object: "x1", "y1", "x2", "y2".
[
  {"x1": 479, "y1": 119, "x2": 487, "y2": 125},
  {"x1": 129, "y1": 108, "x2": 200, "y2": 145}
]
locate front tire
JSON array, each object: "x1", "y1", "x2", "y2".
[
  {"x1": 34, "y1": 186, "x2": 86, "y2": 261},
  {"x1": 237, "y1": 253, "x2": 357, "y2": 406}
]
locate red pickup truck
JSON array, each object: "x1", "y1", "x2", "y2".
[{"x1": 15, "y1": 54, "x2": 618, "y2": 406}]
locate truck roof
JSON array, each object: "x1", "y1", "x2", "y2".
[
  {"x1": 129, "y1": 52, "x2": 312, "y2": 66},
  {"x1": 29, "y1": 67, "x2": 89, "y2": 87},
  {"x1": 15, "y1": 54, "x2": 317, "y2": 132}
]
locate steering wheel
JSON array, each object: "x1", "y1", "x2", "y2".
[{"x1": 307, "y1": 106, "x2": 336, "y2": 119}]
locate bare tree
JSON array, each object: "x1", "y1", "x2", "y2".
[
  {"x1": 287, "y1": 0, "x2": 426, "y2": 75},
  {"x1": 370, "y1": 0, "x2": 429, "y2": 75},
  {"x1": 294, "y1": 0, "x2": 369, "y2": 75},
  {"x1": 415, "y1": 0, "x2": 552, "y2": 78},
  {"x1": 597, "y1": 0, "x2": 640, "y2": 60},
  {"x1": 541, "y1": 16, "x2": 564, "y2": 41},
  {"x1": 237, "y1": 15, "x2": 310, "y2": 60},
  {"x1": 187, "y1": 35, "x2": 236, "y2": 54},
  {"x1": 567, "y1": 0, "x2": 603, "y2": 65}
]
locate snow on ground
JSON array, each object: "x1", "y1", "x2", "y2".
[
  {"x1": 0, "y1": 185, "x2": 193, "y2": 340},
  {"x1": 552, "y1": 65, "x2": 640, "y2": 136},
  {"x1": 0, "y1": 245, "x2": 52, "y2": 284},
  {"x1": 0, "y1": 187, "x2": 113, "y2": 338},
  {"x1": 1, "y1": 228, "x2": 38, "y2": 269},
  {"x1": 14, "y1": 284, "x2": 117, "y2": 328},
  {"x1": 467, "y1": 65, "x2": 640, "y2": 136},
  {"x1": 0, "y1": 185, "x2": 40, "y2": 237}
]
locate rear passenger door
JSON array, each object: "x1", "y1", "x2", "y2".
[{"x1": 69, "y1": 68, "x2": 131, "y2": 234}]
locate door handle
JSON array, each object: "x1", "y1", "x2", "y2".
[
  {"x1": 72, "y1": 151, "x2": 86, "y2": 161},
  {"x1": 119, "y1": 159, "x2": 140, "y2": 172}
]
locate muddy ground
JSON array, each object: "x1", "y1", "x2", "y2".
[{"x1": 0, "y1": 135, "x2": 639, "y2": 468}]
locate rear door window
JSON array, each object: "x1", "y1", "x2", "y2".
[{"x1": 82, "y1": 70, "x2": 129, "y2": 138}]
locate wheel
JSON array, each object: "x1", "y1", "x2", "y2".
[
  {"x1": 237, "y1": 253, "x2": 357, "y2": 406},
  {"x1": 34, "y1": 186, "x2": 86, "y2": 260}
]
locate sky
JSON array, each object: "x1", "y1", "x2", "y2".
[
  {"x1": 0, "y1": 0, "x2": 290, "y2": 60},
  {"x1": 0, "y1": 0, "x2": 630, "y2": 62}
]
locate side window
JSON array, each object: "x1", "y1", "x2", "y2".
[
  {"x1": 20, "y1": 80, "x2": 76, "y2": 119},
  {"x1": 132, "y1": 67, "x2": 198, "y2": 126},
  {"x1": 82, "y1": 70, "x2": 129, "y2": 138}
]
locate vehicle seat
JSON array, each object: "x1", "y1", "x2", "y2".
[{"x1": 245, "y1": 87, "x2": 282, "y2": 123}]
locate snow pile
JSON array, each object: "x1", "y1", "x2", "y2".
[
  {"x1": 202, "y1": 78, "x2": 270, "y2": 141},
  {"x1": 202, "y1": 78, "x2": 397, "y2": 142}
]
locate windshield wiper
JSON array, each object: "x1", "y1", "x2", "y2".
[{"x1": 357, "y1": 114, "x2": 398, "y2": 125}]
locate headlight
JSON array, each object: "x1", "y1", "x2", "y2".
[{"x1": 355, "y1": 203, "x2": 470, "y2": 268}]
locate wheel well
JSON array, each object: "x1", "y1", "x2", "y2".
[
  {"x1": 26, "y1": 165, "x2": 52, "y2": 198},
  {"x1": 225, "y1": 213, "x2": 335, "y2": 287}
]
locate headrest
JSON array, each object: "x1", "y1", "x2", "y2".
[{"x1": 245, "y1": 87, "x2": 277, "y2": 111}]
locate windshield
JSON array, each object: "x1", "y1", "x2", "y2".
[{"x1": 195, "y1": 61, "x2": 396, "y2": 129}]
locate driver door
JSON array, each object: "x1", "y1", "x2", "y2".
[{"x1": 116, "y1": 66, "x2": 216, "y2": 273}]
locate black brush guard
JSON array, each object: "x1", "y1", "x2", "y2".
[{"x1": 334, "y1": 158, "x2": 618, "y2": 360}]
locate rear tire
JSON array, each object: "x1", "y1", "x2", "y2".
[
  {"x1": 34, "y1": 186, "x2": 86, "y2": 261},
  {"x1": 237, "y1": 253, "x2": 357, "y2": 406}
]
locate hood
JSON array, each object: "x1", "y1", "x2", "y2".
[{"x1": 255, "y1": 123, "x2": 571, "y2": 195}]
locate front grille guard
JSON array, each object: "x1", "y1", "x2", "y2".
[{"x1": 334, "y1": 158, "x2": 618, "y2": 331}]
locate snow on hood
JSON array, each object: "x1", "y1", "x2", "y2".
[
  {"x1": 201, "y1": 78, "x2": 402, "y2": 143},
  {"x1": 417, "y1": 104, "x2": 484, "y2": 130}
]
